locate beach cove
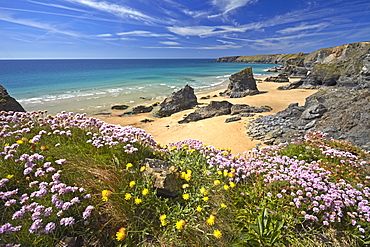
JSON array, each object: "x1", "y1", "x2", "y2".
[{"x1": 97, "y1": 77, "x2": 317, "y2": 154}]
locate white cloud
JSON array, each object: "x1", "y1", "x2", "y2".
[
  {"x1": 277, "y1": 22, "x2": 329, "y2": 34},
  {"x1": 217, "y1": 39, "x2": 236, "y2": 45},
  {"x1": 96, "y1": 33, "x2": 112, "y2": 37},
  {"x1": 211, "y1": 0, "x2": 257, "y2": 14},
  {"x1": 167, "y1": 24, "x2": 262, "y2": 37},
  {"x1": 116, "y1": 30, "x2": 173, "y2": 37},
  {"x1": 160, "y1": 41, "x2": 180, "y2": 45}
]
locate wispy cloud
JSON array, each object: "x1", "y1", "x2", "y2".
[
  {"x1": 159, "y1": 41, "x2": 180, "y2": 45},
  {"x1": 277, "y1": 22, "x2": 330, "y2": 34},
  {"x1": 167, "y1": 24, "x2": 262, "y2": 37},
  {"x1": 211, "y1": 0, "x2": 257, "y2": 14},
  {"x1": 116, "y1": 30, "x2": 173, "y2": 37}
]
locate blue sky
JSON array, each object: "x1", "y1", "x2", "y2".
[{"x1": 1, "y1": 0, "x2": 370, "y2": 59}]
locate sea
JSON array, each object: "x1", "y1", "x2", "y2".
[{"x1": 0, "y1": 59, "x2": 278, "y2": 115}]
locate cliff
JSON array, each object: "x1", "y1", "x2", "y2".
[
  {"x1": 0, "y1": 85, "x2": 25, "y2": 112},
  {"x1": 215, "y1": 53, "x2": 308, "y2": 64}
]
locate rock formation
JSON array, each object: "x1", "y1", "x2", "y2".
[
  {"x1": 178, "y1": 101, "x2": 272, "y2": 124},
  {"x1": 246, "y1": 88, "x2": 370, "y2": 150},
  {"x1": 0, "y1": 85, "x2": 25, "y2": 112},
  {"x1": 157, "y1": 85, "x2": 197, "y2": 117},
  {"x1": 220, "y1": 67, "x2": 259, "y2": 98}
]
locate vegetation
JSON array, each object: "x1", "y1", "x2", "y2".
[{"x1": 1, "y1": 111, "x2": 369, "y2": 246}]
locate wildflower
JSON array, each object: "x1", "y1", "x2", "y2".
[
  {"x1": 214, "y1": 180, "x2": 221, "y2": 186},
  {"x1": 223, "y1": 185, "x2": 230, "y2": 191},
  {"x1": 175, "y1": 220, "x2": 186, "y2": 230},
  {"x1": 184, "y1": 170, "x2": 192, "y2": 182},
  {"x1": 213, "y1": 230, "x2": 222, "y2": 238},
  {"x1": 6, "y1": 174, "x2": 14, "y2": 179},
  {"x1": 196, "y1": 206, "x2": 203, "y2": 212},
  {"x1": 129, "y1": 181, "x2": 136, "y2": 188},
  {"x1": 55, "y1": 159, "x2": 66, "y2": 165},
  {"x1": 140, "y1": 166, "x2": 146, "y2": 172},
  {"x1": 182, "y1": 194, "x2": 190, "y2": 200},
  {"x1": 200, "y1": 187, "x2": 207, "y2": 195},
  {"x1": 142, "y1": 188, "x2": 149, "y2": 196},
  {"x1": 124, "y1": 193, "x2": 132, "y2": 200},
  {"x1": 126, "y1": 163, "x2": 133, "y2": 169},
  {"x1": 102, "y1": 190, "x2": 111, "y2": 201},
  {"x1": 217, "y1": 171, "x2": 222, "y2": 175},
  {"x1": 116, "y1": 227, "x2": 127, "y2": 241},
  {"x1": 60, "y1": 217, "x2": 75, "y2": 226},
  {"x1": 207, "y1": 215, "x2": 215, "y2": 225},
  {"x1": 202, "y1": 196, "x2": 209, "y2": 202},
  {"x1": 182, "y1": 184, "x2": 190, "y2": 189},
  {"x1": 220, "y1": 203, "x2": 228, "y2": 208},
  {"x1": 159, "y1": 214, "x2": 167, "y2": 221},
  {"x1": 134, "y1": 198, "x2": 142, "y2": 204},
  {"x1": 16, "y1": 140, "x2": 24, "y2": 144},
  {"x1": 229, "y1": 181, "x2": 236, "y2": 188}
]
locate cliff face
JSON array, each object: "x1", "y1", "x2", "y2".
[
  {"x1": 216, "y1": 41, "x2": 370, "y2": 89},
  {"x1": 0, "y1": 85, "x2": 26, "y2": 112},
  {"x1": 215, "y1": 53, "x2": 308, "y2": 64}
]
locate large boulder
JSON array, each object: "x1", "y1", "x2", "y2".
[
  {"x1": 178, "y1": 101, "x2": 233, "y2": 123},
  {"x1": 220, "y1": 67, "x2": 259, "y2": 98},
  {"x1": 0, "y1": 85, "x2": 25, "y2": 112},
  {"x1": 157, "y1": 85, "x2": 198, "y2": 117}
]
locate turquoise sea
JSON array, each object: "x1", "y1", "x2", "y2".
[{"x1": 0, "y1": 59, "x2": 278, "y2": 115}]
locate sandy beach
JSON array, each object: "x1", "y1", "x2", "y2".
[{"x1": 95, "y1": 78, "x2": 317, "y2": 154}]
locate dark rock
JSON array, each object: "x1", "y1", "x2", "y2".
[
  {"x1": 178, "y1": 101, "x2": 233, "y2": 124},
  {"x1": 277, "y1": 80, "x2": 304, "y2": 90},
  {"x1": 132, "y1": 105, "x2": 153, "y2": 114},
  {"x1": 0, "y1": 85, "x2": 25, "y2": 112},
  {"x1": 301, "y1": 104, "x2": 327, "y2": 120},
  {"x1": 200, "y1": 95, "x2": 211, "y2": 100},
  {"x1": 140, "y1": 118, "x2": 154, "y2": 123},
  {"x1": 151, "y1": 102, "x2": 160, "y2": 107},
  {"x1": 157, "y1": 85, "x2": 198, "y2": 117},
  {"x1": 230, "y1": 104, "x2": 272, "y2": 115},
  {"x1": 225, "y1": 116, "x2": 241, "y2": 123},
  {"x1": 213, "y1": 95, "x2": 218, "y2": 97},
  {"x1": 240, "y1": 113, "x2": 255, "y2": 117},
  {"x1": 55, "y1": 236, "x2": 83, "y2": 247},
  {"x1": 111, "y1": 105, "x2": 129, "y2": 110},
  {"x1": 264, "y1": 73, "x2": 289, "y2": 83},
  {"x1": 220, "y1": 67, "x2": 259, "y2": 98},
  {"x1": 141, "y1": 158, "x2": 179, "y2": 197}
]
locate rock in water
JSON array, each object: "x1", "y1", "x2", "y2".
[
  {"x1": 157, "y1": 85, "x2": 198, "y2": 117},
  {"x1": 0, "y1": 85, "x2": 25, "y2": 112},
  {"x1": 220, "y1": 67, "x2": 259, "y2": 98}
]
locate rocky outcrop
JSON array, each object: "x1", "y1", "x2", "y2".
[
  {"x1": 157, "y1": 85, "x2": 198, "y2": 117},
  {"x1": 178, "y1": 101, "x2": 272, "y2": 124},
  {"x1": 246, "y1": 88, "x2": 370, "y2": 150},
  {"x1": 0, "y1": 85, "x2": 25, "y2": 112},
  {"x1": 264, "y1": 74, "x2": 289, "y2": 83},
  {"x1": 220, "y1": 67, "x2": 259, "y2": 98},
  {"x1": 214, "y1": 53, "x2": 308, "y2": 64}
]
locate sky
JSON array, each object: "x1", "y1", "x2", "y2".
[{"x1": 1, "y1": 0, "x2": 370, "y2": 59}]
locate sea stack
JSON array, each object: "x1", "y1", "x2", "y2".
[
  {"x1": 0, "y1": 85, "x2": 25, "y2": 112},
  {"x1": 220, "y1": 67, "x2": 259, "y2": 98}
]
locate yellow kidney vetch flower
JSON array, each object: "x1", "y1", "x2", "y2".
[
  {"x1": 124, "y1": 193, "x2": 132, "y2": 200},
  {"x1": 214, "y1": 180, "x2": 221, "y2": 186},
  {"x1": 213, "y1": 230, "x2": 222, "y2": 238},
  {"x1": 134, "y1": 198, "x2": 142, "y2": 204},
  {"x1": 101, "y1": 190, "x2": 111, "y2": 201},
  {"x1": 182, "y1": 194, "x2": 190, "y2": 200},
  {"x1": 16, "y1": 140, "x2": 23, "y2": 144},
  {"x1": 223, "y1": 185, "x2": 230, "y2": 191},
  {"x1": 175, "y1": 220, "x2": 186, "y2": 230},
  {"x1": 200, "y1": 187, "x2": 208, "y2": 195},
  {"x1": 140, "y1": 166, "x2": 146, "y2": 172},
  {"x1": 126, "y1": 163, "x2": 133, "y2": 169},
  {"x1": 196, "y1": 206, "x2": 203, "y2": 212},
  {"x1": 220, "y1": 203, "x2": 228, "y2": 208},
  {"x1": 129, "y1": 181, "x2": 136, "y2": 188},
  {"x1": 202, "y1": 196, "x2": 209, "y2": 202},
  {"x1": 6, "y1": 174, "x2": 14, "y2": 179},
  {"x1": 116, "y1": 227, "x2": 127, "y2": 241},
  {"x1": 207, "y1": 215, "x2": 215, "y2": 225},
  {"x1": 159, "y1": 214, "x2": 168, "y2": 226},
  {"x1": 229, "y1": 181, "x2": 236, "y2": 188},
  {"x1": 142, "y1": 188, "x2": 149, "y2": 196}
]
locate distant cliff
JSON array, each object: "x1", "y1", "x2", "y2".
[
  {"x1": 215, "y1": 53, "x2": 308, "y2": 64},
  {"x1": 0, "y1": 85, "x2": 25, "y2": 112},
  {"x1": 216, "y1": 41, "x2": 370, "y2": 89}
]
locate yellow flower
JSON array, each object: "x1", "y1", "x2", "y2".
[
  {"x1": 6, "y1": 174, "x2": 14, "y2": 179},
  {"x1": 228, "y1": 172, "x2": 235, "y2": 178},
  {"x1": 102, "y1": 196, "x2": 109, "y2": 202},
  {"x1": 142, "y1": 188, "x2": 149, "y2": 196},
  {"x1": 220, "y1": 203, "x2": 228, "y2": 208},
  {"x1": 175, "y1": 220, "x2": 186, "y2": 230},
  {"x1": 182, "y1": 194, "x2": 190, "y2": 200},
  {"x1": 102, "y1": 190, "x2": 112, "y2": 197},
  {"x1": 223, "y1": 171, "x2": 228, "y2": 177},
  {"x1": 140, "y1": 166, "x2": 146, "y2": 172},
  {"x1": 196, "y1": 206, "x2": 203, "y2": 212},
  {"x1": 124, "y1": 193, "x2": 132, "y2": 200},
  {"x1": 214, "y1": 180, "x2": 221, "y2": 186},
  {"x1": 229, "y1": 181, "x2": 236, "y2": 188},
  {"x1": 207, "y1": 215, "x2": 215, "y2": 225},
  {"x1": 202, "y1": 196, "x2": 209, "y2": 202},
  {"x1": 182, "y1": 184, "x2": 190, "y2": 189},
  {"x1": 184, "y1": 171, "x2": 192, "y2": 181},
  {"x1": 129, "y1": 181, "x2": 136, "y2": 188},
  {"x1": 217, "y1": 171, "x2": 222, "y2": 175},
  {"x1": 16, "y1": 140, "x2": 23, "y2": 144},
  {"x1": 223, "y1": 185, "x2": 230, "y2": 191},
  {"x1": 200, "y1": 187, "x2": 207, "y2": 195},
  {"x1": 126, "y1": 163, "x2": 133, "y2": 169},
  {"x1": 116, "y1": 227, "x2": 126, "y2": 241},
  {"x1": 159, "y1": 214, "x2": 167, "y2": 221},
  {"x1": 4, "y1": 143, "x2": 9, "y2": 146},
  {"x1": 161, "y1": 219, "x2": 168, "y2": 226},
  {"x1": 21, "y1": 137, "x2": 28, "y2": 141},
  {"x1": 171, "y1": 146, "x2": 177, "y2": 151},
  {"x1": 180, "y1": 172, "x2": 186, "y2": 179},
  {"x1": 134, "y1": 198, "x2": 142, "y2": 204},
  {"x1": 213, "y1": 230, "x2": 222, "y2": 239}
]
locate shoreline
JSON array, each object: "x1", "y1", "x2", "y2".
[{"x1": 94, "y1": 77, "x2": 317, "y2": 154}]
